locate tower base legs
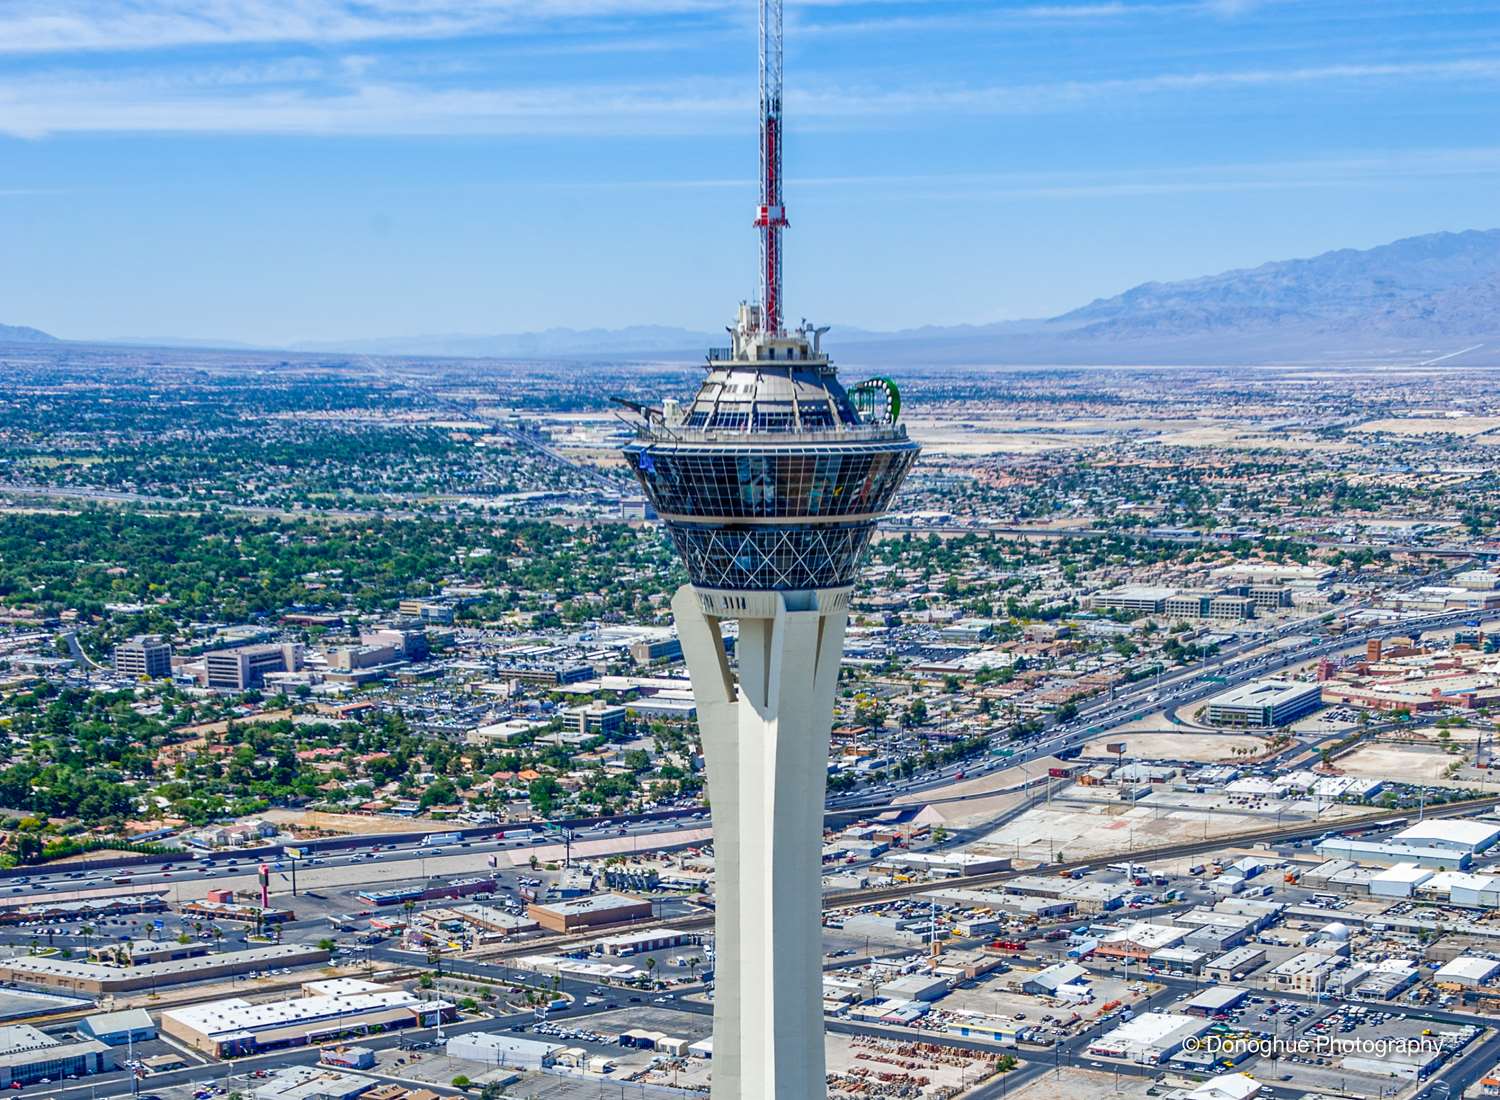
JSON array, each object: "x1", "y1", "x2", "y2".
[{"x1": 672, "y1": 584, "x2": 849, "y2": 1100}]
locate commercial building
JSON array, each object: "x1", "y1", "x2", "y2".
[
  {"x1": 1450, "y1": 873, "x2": 1500, "y2": 908},
  {"x1": 1164, "y1": 593, "x2": 1255, "y2": 622},
  {"x1": 1095, "y1": 587, "x2": 1176, "y2": 614},
  {"x1": 0, "y1": 892, "x2": 167, "y2": 926},
  {"x1": 1236, "y1": 585, "x2": 1294, "y2": 611},
  {"x1": 1096, "y1": 922, "x2": 1190, "y2": 960},
  {"x1": 1434, "y1": 956, "x2": 1500, "y2": 989},
  {"x1": 884, "y1": 851, "x2": 1011, "y2": 877},
  {"x1": 252, "y1": 1066, "x2": 376, "y2": 1100},
  {"x1": 1203, "y1": 947, "x2": 1267, "y2": 981},
  {"x1": 1269, "y1": 951, "x2": 1344, "y2": 994},
  {"x1": 204, "y1": 643, "x2": 303, "y2": 690},
  {"x1": 112, "y1": 635, "x2": 172, "y2": 679},
  {"x1": 1204, "y1": 679, "x2": 1322, "y2": 728},
  {"x1": 878, "y1": 974, "x2": 948, "y2": 1002},
  {"x1": 1024, "y1": 963, "x2": 1089, "y2": 996},
  {"x1": 1371, "y1": 863, "x2": 1434, "y2": 898},
  {"x1": 527, "y1": 893, "x2": 652, "y2": 933},
  {"x1": 1391, "y1": 819, "x2": 1500, "y2": 856},
  {"x1": 445, "y1": 1032, "x2": 559, "y2": 1069},
  {"x1": 361, "y1": 627, "x2": 429, "y2": 662},
  {"x1": 162, "y1": 981, "x2": 452, "y2": 1057},
  {"x1": 78, "y1": 1009, "x2": 157, "y2": 1046},
  {"x1": 1314, "y1": 836, "x2": 1474, "y2": 869},
  {"x1": 397, "y1": 599, "x2": 454, "y2": 624},
  {"x1": 1182, "y1": 987, "x2": 1247, "y2": 1016},
  {"x1": 493, "y1": 658, "x2": 593, "y2": 687},
  {"x1": 630, "y1": 637, "x2": 683, "y2": 664},
  {"x1": 355, "y1": 877, "x2": 495, "y2": 907},
  {"x1": 0, "y1": 1025, "x2": 114, "y2": 1089},
  {"x1": 565, "y1": 701, "x2": 627, "y2": 738},
  {"x1": 1086, "y1": 1013, "x2": 1210, "y2": 1064},
  {"x1": 0, "y1": 944, "x2": 328, "y2": 995},
  {"x1": 597, "y1": 929, "x2": 699, "y2": 956},
  {"x1": 180, "y1": 898, "x2": 294, "y2": 924}
]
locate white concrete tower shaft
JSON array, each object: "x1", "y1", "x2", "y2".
[{"x1": 672, "y1": 584, "x2": 849, "y2": 1100}]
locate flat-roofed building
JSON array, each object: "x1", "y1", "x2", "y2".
[
  {"x1": 1391, "y1": 819, "x2": 1500, "y2": 856},
  {"x1": 1371, "y1": 863, "x2": 1434, "y2": 898},
  {"x1": 1095, "y1": 922, "x2": 1189, "y2": 961},
  {"x1": 884, "y1": 851, "x2": 1011, "y2": 877},
  {"x1": 630, "y1": 637, "x2": 683, "y2": 665},
  {"x1": 162, "y1": 985, "x2": 452, "y2": 1057},
  {"x1": 1164, "y1": 593, "x2": 1255, "y2": 622},
  {"x1": 447, "y1": 1031, "x2": 560, "y2": 1069},
  {"x1": 1270, "y1": 951, "x2": 1344, "y2": 994},
  {"x1": 1095, "y1": 587, "x2": 1176, "y2": 614},
  {"x1": 113, "y1": 635, "x2": 172, "y2": 679},
  {"x1": 527, "y1": 893, "x2": 652, "y2": 934},
  {"x1": 0, "y1": 944, "x2": 328, "y2": 995},
  {"x1": 1203, "y1": 946, "x2": 1266, "y2": 982},
  {"x1": 204, "y1": 643, "x2": 303, "y2": 690},
  {"x1": 565, "y1": 701, "x2": 627, "y2": 738},
  {"x1": 1182, "y1": 986, "x2": 1248, "y2": 1016},
  {"x1": 0, "y1": 1025, "x2": 113, "y2": 1089},
  {"x1": 1434, "y1": 956, "x2": 1500, "y2": 989},
  {"x1": 1449, "y1": 873, "x2": 1500, "y2": 908},
  {"x1": 1205, "y1": 679, "x2": 1321, "y2": 728},
  {"x1": 78, "y1": 1008, "x2": 157, "y2": 1046},
  {"x1": 1314, "y1": 837, "x2": 1474, "y2": 869},
  {"x1": 1086, "y1": 1012, "x2": 1209, "y2": 1064}
]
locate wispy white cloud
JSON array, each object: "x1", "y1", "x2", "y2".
[
  {"x1": 0, "y1": 0, "x2": 732, "y2": 55},
  {"x1": 0, "y1": 0, "x2": 1275, "y2": 55},
  {"x1": 4, "y1": 51, "x2": 1498, "y2": 137},
  {"x1": 556, "y1": 145, "x2": 1500, "y2": 197}
]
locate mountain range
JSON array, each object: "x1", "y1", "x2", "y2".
[
  {"x1": 0, "y1": 323, "x2": 58, "y2": 345},
  {"x1": 9, "y1": 228, "x2": 1500, "y2": 365}
]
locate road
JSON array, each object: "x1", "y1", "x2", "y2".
[{"x1": 835, "y1": 603, "x2": 1499, "y2": 816}]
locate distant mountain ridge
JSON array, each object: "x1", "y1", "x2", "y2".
[
  {"x1": 1053, "y1": 228, "x2": 1500, "y2": 340},
  {"x1": 299, "y1": 228, "x2": 1500, "y2": 365},
  {"x1": 0, "y1": 322, "x2": 57, "y2": 344},
  {"x1": 14, "y1": 229, "x2": 1500, "y2": 364},
  {"x1": 831, "y1": 228, "x2": 1500, "y2": 365}
]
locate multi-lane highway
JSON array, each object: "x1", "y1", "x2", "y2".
[{"x1": 834, "y1": 603, "x2": 1500, "y2": 815}]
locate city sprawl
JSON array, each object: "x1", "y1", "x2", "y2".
[{"x1": 1, "y1": 344, "x2": 1500, "y2": 1100}]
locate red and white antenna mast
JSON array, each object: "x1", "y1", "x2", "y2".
[{"x1": 754, "y1": 0, "x2": 786, "y2": 334}]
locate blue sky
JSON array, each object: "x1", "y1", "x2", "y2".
[{"x1": 4, "y1": 0, "x2": 1500, "y2": 345}]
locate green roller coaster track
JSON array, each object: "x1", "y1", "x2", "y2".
[{"x1": 850, "y1": 377, "x2": 902, "y2": 424}]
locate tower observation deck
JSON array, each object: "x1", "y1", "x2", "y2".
[
  {"x1": 617, "y1": 2, "x2": 917, "y2": 1096},
  {"x1": 623, "y1": 301, "x2": 918, "y2": 595}
]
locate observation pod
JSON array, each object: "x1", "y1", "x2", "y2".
[
  {"x1": 623, "y1": 303, "x2": 919, "y2": 599},
  {"x1": 621, "y1": 302, "x2": 918, "y2": 1099}
]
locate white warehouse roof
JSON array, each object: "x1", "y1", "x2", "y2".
[
  {"x1": 1391, "y1": 820, "x2": 1500, "y2": 851},
  {"x1": 1372, "y1": 863, "x2": 1433, "y2": 886},
  {"x1": 1434, "y1": 956, "x2": 1500, "y2": 985},
  {"x1": 1092, "y1": 1011, "x2": 1207, "y2": 1050}
]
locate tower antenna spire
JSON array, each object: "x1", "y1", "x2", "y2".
[{"x1": 754, "y1": 0, "x2": 786, "y2": 334}]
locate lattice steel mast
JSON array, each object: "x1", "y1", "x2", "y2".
[{"x1": 754, "y1": 0, "x2": 786, "y2": 334}]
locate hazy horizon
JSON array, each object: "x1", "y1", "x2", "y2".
[{"x1": 5, "y1": 0, "x2": 1500, "y2": 345}]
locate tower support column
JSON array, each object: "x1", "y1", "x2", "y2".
[{"x1": 672, "y1": 583, "x2": 849, "y2": 1100}]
